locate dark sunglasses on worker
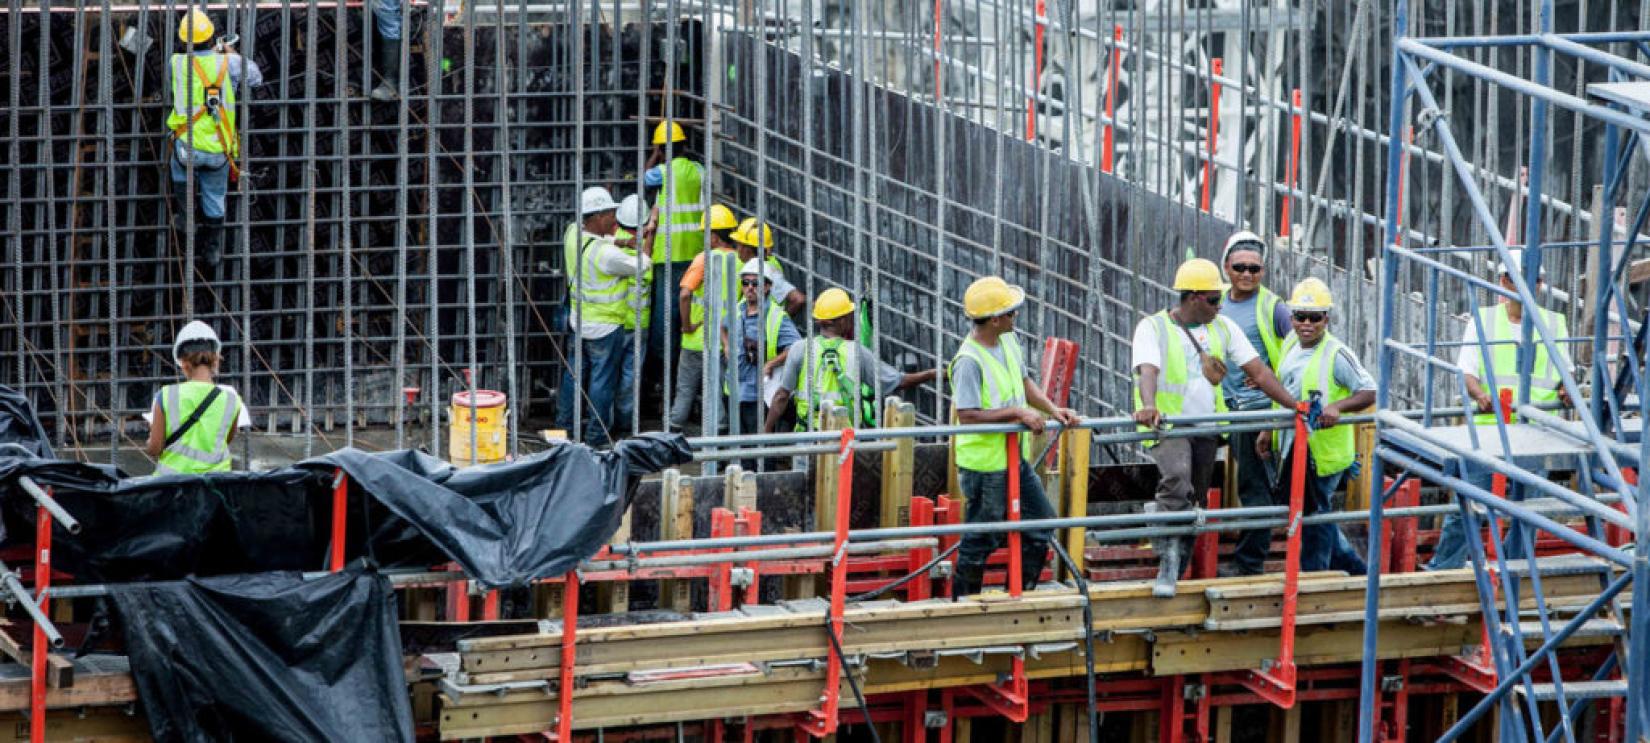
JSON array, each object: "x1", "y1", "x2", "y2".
[
  {"x1": 741, "y1": 278, "x2": 760, "y2": 287},
  {"x1": 1292, "y1": 312, "x2": 1327, "y2": 323},
  {"x1": 1201, "y1": 292, "x2": 1222, "y2": 306},
  {"x1": 1230, "y1": 263, "x2": 1263, "y2": 274}
]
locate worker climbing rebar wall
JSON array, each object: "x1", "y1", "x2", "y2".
[{"x1": 4, "y1": 0, "x2": 1647, "y2": 465}]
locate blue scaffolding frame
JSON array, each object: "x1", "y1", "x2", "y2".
[{"x1": 1364, "y1": 1, "x2": 1650, "y2": 741}]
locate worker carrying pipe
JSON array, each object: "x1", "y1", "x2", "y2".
[
  {"x1": 763, "y1": 287, "x2": 937, "y2": 433},
  {"x1": 1252, "y1": 278, "x2": 1375, "y2": 576},
  {"x1": 166, "y1": 8, "x2": 263, "y2": 268},
  {"x1": 145, "y1": 320, "x2": 250, "y2": 475},
  {"x1": 1132, "y1": 258, "x2": 1296, "y2": 598},
  {"x1": 947, "y1": 276, "x2": 1080, "y2": 597},
  {"x1": 1425, "y1": 252, "x2": 1573, "y2": 571},
  {"x1": 1217, "y1": 231, "x2": 1293, "y2": 577}
]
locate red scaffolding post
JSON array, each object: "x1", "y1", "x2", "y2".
[
  {"x1": 1200, "y1": 58, "x2": 1224, "y2": 214},
  {"x1": 1280, "y1": 88, "x2": 1304, "y2": 237},
  {"x1": 329, "y1": 468, "x2": 347, "y2": 572},
  {"x1": 1027, "y1": 0, "x2": 1045, "y2": 140},
  {"x1": 28, "y1": 487, "x2": 52, "y2": 743},
  {"x1": 932, "y1": 0, "x2": 944, "y2": 102},
  {"x1": 966, "y1": 433, "x2": 1030, "y2": 721},
  {"x1": 799, "y1": 428, "x2": 856, "y2": 738},
  {"x1": 1238, "y1": 403, "x2": 1306, "y2": 708},
  {"x1": 1102, "y1": 24, "x2": 1121, "y2": 173},
  {"x1": 553, "y1": 571, "x2": 580, "y2": 741}
]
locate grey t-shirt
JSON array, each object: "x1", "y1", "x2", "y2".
[
  {"x1": 777, "y1": 337, "x2": 904, "y2": 397},
  {"x1": 949, "y1": 343, "x2": 1028, "y2": 410},
  {"x1": 1220, "y1": 290, "x2": 1291, "y2": 409}
]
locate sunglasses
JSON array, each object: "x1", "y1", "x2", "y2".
[
  {"x1": 1230, "y1": 263, "x2": 1263, "y2": 275},
  {"x1": 1200, "y1": 292, "x2": 1222, "y2": 306},
  {"x1": 740, "y1": 278, "x2": 760, "y2": 287},
  {"x1": 1292, "y1": 312, "x2": 1327, "y2": 323}
]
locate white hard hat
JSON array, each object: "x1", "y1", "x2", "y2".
[
  {"x1": 173, "y1": 320, "x2": 221, "y2": 361},
  {"x1": 739, "y1": 258, "x2": 784, "y2": 284},
  {"x1": 1496, "y1": 250, "x2": 1546, "y2": 280},
  {"x1": 616, "y1": 194, "x2": 645, "y2": 229},
  {"x1": 1222, "y1": 229, "x2": 1267, "y2": 263},
  {"x1": 580, "y1": 186, "x2": 618, "y2": 216}
]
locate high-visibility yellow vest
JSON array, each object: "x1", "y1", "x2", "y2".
[
  {"x1": 949, "y1": 335, "x2": 1030, "y2": 473},
  {"x1": 166, "y1": 53, "x2": 238, "y2": 156},
  {"x1": 651, "y1": 157, "x2": 705, "y2": 264},
  {"x1": 682, "y1": 248, "x2": 740, "y2": 352},
  {"x1": 1473, "y1": 304, "x2": 1568, "y2": 424},
  {"x1": 614, "y1": 227, "x2": 652, "y2": 331},
  {"x1": 795, "y1": 337, "x2": 878, "y2": 429},
  {"x1": 1252, "y1": 286, "x2": 1284, "y2": 368},
  {"x1": 156, "y1": 381, "x2": 241, "y2": 474},
  {"x1": 1273, "y1": 333, "x2": 1357, "y2": 476},
  {"x1": 563, "y1": 223, "x2": 629, "y2": 328},
  {"x1": 1132, "y1": 311, "x2": 1230, "y2": 441}
]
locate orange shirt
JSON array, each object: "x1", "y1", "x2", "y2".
[{"x1": 679, "y1": 251, "x2": 709, "y2": 291}]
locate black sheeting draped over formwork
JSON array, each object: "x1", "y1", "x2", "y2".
[
  {"x1": 109, "y1": 566, "x2": 413, "y2": 743},
  {"x1": 0, "y1": 425, "x2": 691, "y2": 589}
]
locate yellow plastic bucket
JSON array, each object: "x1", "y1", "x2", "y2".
[{"x1": 449, "y1": 390, "x2": 507, "y2": 464}]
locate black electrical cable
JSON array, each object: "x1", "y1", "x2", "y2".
[
  {"x1": 823, "y1": 612, "x2": 882, "y2": 743},
  {"x1": 1050, "y1": 540, "x2": 1100, "y2": 743},
  {"x1": 847, "y1": 542, "x2": 962, "y2": 603}
]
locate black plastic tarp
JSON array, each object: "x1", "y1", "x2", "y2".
[
  {"x1": 108, "y1": 566, "x2": 413, "y2": 743},
  {"x1": 0, "y1": 396, "x2": 690, "y2": 588},
  {"x1": 0, "y1": 385, "x2": 51, "y2": 460}
]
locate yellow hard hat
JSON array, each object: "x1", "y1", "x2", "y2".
[
  {"x1": 813, "y1": 288, "x2": 855, "y2": 321},
  {"x1": 732, "y1": 217, "x2": 774, "y2": 249},
  {"x1": 178, "y1": 9, "x2": 214, "y2": 45},
  {"x1": 1288, "y1": 277, "x2": 1334, "y2": 311},
  {"x1": 1171, "y1": 258, "x2": 1230, "y2": 292},
  {"x1": 963, "y1": 276, "x2": 1026, "y2": 320},
  {"x1": 652, "y1": 121, "x2": 687, "y2": 145},
  {"x1": 702, "y1": 203, "x2": 738, "y2": 231}
]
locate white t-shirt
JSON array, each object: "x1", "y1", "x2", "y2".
[
  {"x1": 1130, "y1": 314, "x2": 1259, "y2": 416},
  {"x1": 1454, "y1": 304, "x2": 1574, "y2": 378}
]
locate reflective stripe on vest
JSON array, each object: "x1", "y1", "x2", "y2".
[
  {"x1": 651, "y1": 158, "x2": 707, "y2": 263},
  {"x1": 166, "y1": 53, "x2": 237, "y2": 156},
  {"x1": 682, "y1": 249, "x2": 740, "y2": 352},
  {"x1": 796, "y1": 337, "x2": 878, "y2": 429},
  {"x1": 1132, "y1": 312, "x2": 1229, "y2": 444},
  {"x1": 1474, "y1": 304, "x2": 1567, "y2": 424},
  {"x1": 614, "y1": 227, "x2": 652, "y2": 331},
  {"x1": 1255, "y1": 287, "x2": 1283, "y2": 368},
  {"x1": 564, "y1": 224, "x2": 630, "y2": 327},
  {"x1": 951, "y1": 335, "x2": 1030, "y2": 472},
  {"x1": 155, "y1": 381, "x2": 240, "y2": 474},
  {"x1": 1276, "y1": 333, "x2": 1357, "y2": 476}
]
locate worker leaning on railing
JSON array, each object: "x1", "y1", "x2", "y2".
[
  {"x1": 1251, "y1": 278, "x2": 1375, "y2": 577},
  {"x1": 947, "y1": 276, "x2": 1080, "y2": 598},
  {"x1": 1131, "y1": 258, "x2": 1297, "y2": 599}
]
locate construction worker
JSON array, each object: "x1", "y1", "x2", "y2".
[
  {"x1": 645, "y1": 121, "x2": 707, "y2": 385},
  {"x1": 1425, "y1": 254, "x2": 1572, "y2": 570},
  {"x1": 1253, "y1": 279, "x2": 1374, "y2": 575},
  {"x1": 1218, "y1": 230, "x2": 1294, "y2": 577},
  {"x1": 145, "y1": 320, "x2": 249, "y2": 474},
  {"x1": 725, "y1": 259, "x2": 801, "y2": 441},
  {"x1": 670, "y1": 203, "x2": 744, "y2": 433},
  {"x1": 555, "y1": 187, "x2": 652, "y2": 446},
  {"x1": 949, "y1": 276, "x2": 1080, "y2": 597},
  {"x1": 368, "y1": 0, "x2": 404, "y2": 101},
  {"x1": 166, "y1": 9, "x2": 263, "y2": 268},
  {"x1": 730, "y1": 218, "x2": 805, "y2": 316},
  {"x1": 1132, "y1": 258, "x2": 1296, "y2": 597},
  {"x1": 612, "y1": 194, "x2": 653, "y2": 436},
  {"x1": 764, "y1": 287, "x2": 937, "y2": 433}
]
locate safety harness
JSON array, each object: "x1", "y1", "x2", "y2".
[{"x1": 170, "y1": 54, "x2": 242, "y2": 180}]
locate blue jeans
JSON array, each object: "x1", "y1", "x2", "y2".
[
  {"x1": 1425, "y1": 462, "x2": 1498, "y2": 570},
  {"x1": 957, "y1": 460, "x2": 1058, "y2": 576},
  {"x1": 613, "y1": 331, "x2": 644, "y2": 435},
  {"x1": 373, "y1": 0, "x2": 402, "y2": 39},
  {"x1": 1279, "y1": 453, "x2": 1367, "y2": 575},
  {"x1": 169, "y1": 141, "x2": 230, "y2": 219},
  {"x1": 555, "y1": 329, "x2": 628, "y2": 446}
]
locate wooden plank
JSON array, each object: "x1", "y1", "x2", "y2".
[
  {"x1": 1152, "y1": 621, "x2": 1483, "y2": 676},
  {"x1": 0, "y1": 655, "x2": 135, "y2": 712},
  {"x1": 723, "y1": 465, "x2": 756, "y2": 512},
  {"x1": 0, "y1": 707, "x2": 149, "y2": 741},
  {"x1": 0, "y1": 627, "x2": 71, "y2": 689},
  {"x1": 814, "y1": 407, "x2": 851, "y2": 532},
  {"x1": 880, "y1": 399, "x2": 916, "y2": 529},
  {"x1": 1214, "y1": 705, "x2": 1234, "y2": 743},
  {"x1": 1061, "y1": 428, "x2": 1091, "y2": 580},
  {"x1": 596, "y1": 509, "x2": 632, "y2": 614}
]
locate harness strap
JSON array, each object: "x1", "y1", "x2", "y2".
[{"x1": 170, "y1": 55, "x2": 243, "y2": 177}]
